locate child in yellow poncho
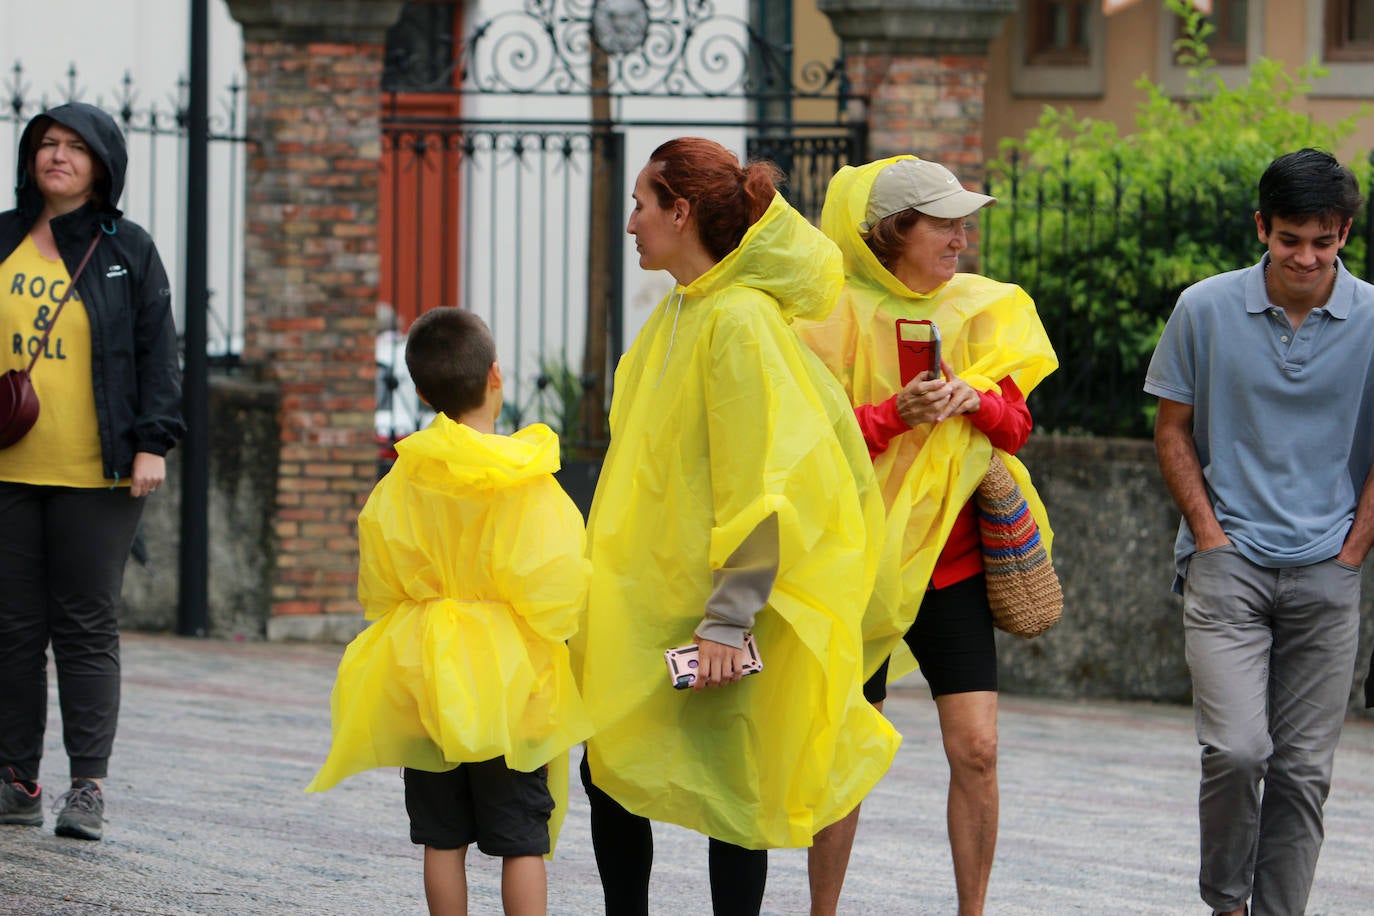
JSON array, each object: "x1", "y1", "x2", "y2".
[{"x1": 306, "y1": 307, "x2": 592, "y2": 915}]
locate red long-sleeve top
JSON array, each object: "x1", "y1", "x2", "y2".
[{"x1": 854, "y1": 377, "x2": 1031, "y2": 589}]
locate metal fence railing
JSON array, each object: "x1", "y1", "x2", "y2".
[
  {"x1": 983, "y1": 149, "x2": 1374, "y2": 439},
  {"x1": 749, "y1": 127, "x2": 867, "y2": 223},
  {"x1": 374, "y1": 114, "x2": 867, "y2": 464},
  {"x1": 375, "y1": 119, "x2": 618, "y2": 452},
  {"x1": 0, "y1": 62, "x2": 248, "y2": 364}
]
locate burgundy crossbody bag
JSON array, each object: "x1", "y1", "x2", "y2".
[{"x1": 0, "y1": 232, "x2": 103, "y2": 448}]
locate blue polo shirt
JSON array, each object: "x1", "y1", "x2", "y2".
[{"x1": 1144, "y1": 255, "x2": 1374, "y2": 582}]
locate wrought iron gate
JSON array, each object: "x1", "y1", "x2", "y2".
[{"x1": 376, "y1": 0, "x2": 865, "y2": 456}]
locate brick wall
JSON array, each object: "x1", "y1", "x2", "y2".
[
  {"x1": 845, "y1": 53, "x2": 990, "y2": 177},
  {"x1": 844, "y1": 51, "x2": 991, "y2": 270},
  {"x1": 240, "y1": 40, "x2": 383, "y2": 619}
]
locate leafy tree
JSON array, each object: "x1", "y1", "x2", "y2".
[{"x1": 984, "y1": 0, "x2": 1372, "y2": 437}]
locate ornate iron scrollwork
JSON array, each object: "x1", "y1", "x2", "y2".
[
  {"x1": 385, "y1": 0, "x2": 845, "y2": 100},
  {"x1": 591, "y1": 0, "x2": 651, "y2": 55}
]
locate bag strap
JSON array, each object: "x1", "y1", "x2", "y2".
[{"x1": 26, "y1": 231, "x2": 103, "y2": 375}]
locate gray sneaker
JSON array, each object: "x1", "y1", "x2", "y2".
[
  {"x1": 53, "y1": 780, "x2": 104, "y2": 840},
  {"x1": 0, "y1": 767, "x2": 42, "y2": 826}
]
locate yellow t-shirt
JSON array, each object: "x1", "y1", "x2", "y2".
[{"x1": 0, "y1": 234, "x2": 110, "y2": 487}]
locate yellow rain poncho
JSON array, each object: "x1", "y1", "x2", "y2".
[
  {"x1": 307, "y1": 417, "x2": 593, "y2": 853},
  {"x1": 798, "y1": 156, "x2": 1059, "y2": 681},
  {"x1": 571, "y1": 193, "x2": 901, "y2": 850}
]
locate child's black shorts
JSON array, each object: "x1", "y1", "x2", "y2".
[
  {"x1": 863, "y1": 573, "x2": 999, "y2": 703},
  {"x1": 404, "y1": 757, "x2": 553, "y2": 856}
]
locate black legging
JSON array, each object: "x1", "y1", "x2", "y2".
[{"x1": 580, "y1": 752, "x2": 768, "y2": 916}]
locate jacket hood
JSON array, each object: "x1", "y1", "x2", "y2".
[
  {"x1": 681, "y1": 192, "x2": 843, "y2": 323},
  {"x1": 16, "y1": 102, "x2": 127, "y2": 221},
  {"x1": 396, "y1": 413, "x2": 561, "y2": 491},
  {"x1": 821, "y1": 155, "x2": 932, "y2": 301}
]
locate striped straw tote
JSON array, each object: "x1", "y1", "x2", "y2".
[{"x1": 973, "y1": 453, "x2": 1063, "y2": 638}]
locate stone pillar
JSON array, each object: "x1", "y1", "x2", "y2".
[
  {"x1": 821, "y1": 0, "x2": 1015, "y2": 176},
  {"x1": 225, "y1": 0, "x2": 405, "y2": 637}
]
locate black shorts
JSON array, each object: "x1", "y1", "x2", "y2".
[
  {"x1": 864, "y1": 573, "x2": 999, "y2": 703},
  {"x1": 404, "y1": 757, "x2": 554, "y2": 857}
]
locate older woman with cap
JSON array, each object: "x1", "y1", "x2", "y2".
[
  {"x1": 800, "y1": 157, "x2": 1057, "y2": 916},
  {"x1": 0, "y1": 103, "x2": 183, "y2": 842}
]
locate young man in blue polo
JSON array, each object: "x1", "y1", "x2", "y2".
[{"x1": 1146, "y1": 148, "x2": 1374, "y2": 916}]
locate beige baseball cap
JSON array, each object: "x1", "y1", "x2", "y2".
[{"x1": 861, "y1": 159, "x2": 996, "y2": 231}]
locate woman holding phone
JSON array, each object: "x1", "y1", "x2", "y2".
[
  {"x1": 570, "y1": 138, "x2": 899, "y2": 916},
  {"x1": 798, "y1": 156, "x2": 1057, "y2": 916}
]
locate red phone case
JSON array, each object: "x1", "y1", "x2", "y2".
[{"x1": 896, "y1": 319, "x2": 940, "y2": 386}]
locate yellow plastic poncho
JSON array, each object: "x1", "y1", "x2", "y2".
[
  {"x1": 570, "y1": 192, "x2": 901, "y2": 851},
  {"x1": 307, "y1": 417, "x2": 593, "y2": 853},
  {"x1": 797, "y1": 156, "x2": 1060, "y2": 681}
]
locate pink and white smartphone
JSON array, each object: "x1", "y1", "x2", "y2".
[{"x1": 665, "y1": 633, "x2": 763, "y2": 690}]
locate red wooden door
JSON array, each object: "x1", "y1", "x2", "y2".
[{"x1": 379, "y1": 1, "x2": 465, "y2": 328}]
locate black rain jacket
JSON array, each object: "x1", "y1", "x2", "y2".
[{"x1": 0, "y1": 102, "x2": 183, "y2": 480}]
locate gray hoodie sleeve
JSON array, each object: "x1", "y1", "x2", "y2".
[{"x1": 694, "y1": 512, "x2": 779, "y2": 648}]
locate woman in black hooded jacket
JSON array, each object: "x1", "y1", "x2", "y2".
[{"x1": 0, "y1": 102, "x2": 183, "y2": 841}]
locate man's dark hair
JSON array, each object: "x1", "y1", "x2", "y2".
[
  {"x1": 1258, "y1": 148, "x2": 1364, "y2": 232},
  {"x1": 404, "y1": 307, "x2": 496, "y2": 419}
]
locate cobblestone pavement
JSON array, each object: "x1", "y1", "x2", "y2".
[{"x1": 2, "y1": 633, "x2": 1372, "y2": 914}]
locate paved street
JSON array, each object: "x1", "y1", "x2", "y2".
[{"x1": 2, "y1": 633, "x2": 1372, "y2": 914}]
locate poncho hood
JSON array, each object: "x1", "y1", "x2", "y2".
[
  {"x1": 680, "y1": 191, "x2": 843, "y2": 323},
  {"x1": 396, "y1": 413, "x2": 561, "y2": 491},
  {"x1": 822, "y1": 155, "x2": 939, "y2": 301}
]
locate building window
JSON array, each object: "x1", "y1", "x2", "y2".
[
  {"x1": 383, "y1": 1, "x2": 462, "y2": 92},
  {"x1": 1175, "y1": 0, "x2": 1249, "y2": 66},
  {"x1": 1326, "y1": 0, "x2": 1374, "y2": 62},
  {"x1": 1013, "y1": 0, "x2": 1104, "y2": 97},
  {"x1": 1025, "y1": 0, "x2": 1093, "y2": 66},
  {"x1": 1158, "y1": 1, "x2": 1261, "y2": 96}
]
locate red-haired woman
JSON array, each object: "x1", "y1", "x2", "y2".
[{"x1": 569, "y1": 138, "x2": 898, "y2": 915}]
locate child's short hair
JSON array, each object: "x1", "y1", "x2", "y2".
[{"x1": 404, "y1": 307, "x2": 496, "y2": 419}]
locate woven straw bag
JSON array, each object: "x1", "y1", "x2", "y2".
[{"x1": 974, "y1": 453, "x2": 1063, "y2": 638}]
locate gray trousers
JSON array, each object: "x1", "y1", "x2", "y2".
[{"x1": 1183, "y1": 545, "x2": 1361, "y2": 916}]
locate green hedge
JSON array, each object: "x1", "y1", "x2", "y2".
[{"x1": 983, "y1": 0, "x2": 1372, "y2": 438}]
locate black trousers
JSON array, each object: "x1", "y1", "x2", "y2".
[
  {"x1": 580, "y1": 752, "x2": 768, "y2": 916},
  {"x1": 0, "y1": 482, "x2": 144, "y2": 781}
]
